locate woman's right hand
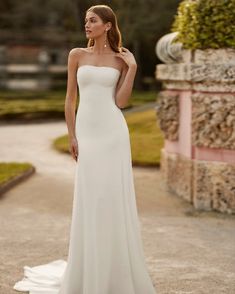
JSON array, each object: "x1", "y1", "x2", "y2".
[{"x1": 69, "y1": 136, "x2": 79, "y2": 161}]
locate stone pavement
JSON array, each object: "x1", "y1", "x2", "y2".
[{"x1": 0, "y1": 121, "x2": 234, "y2": 294}]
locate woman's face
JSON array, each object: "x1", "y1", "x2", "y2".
[{"x1": 85, "y1": 11, "x2": 109, "y2": 39}]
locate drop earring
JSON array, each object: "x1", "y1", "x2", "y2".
[{"x1": 104, "y1": 29, "x2": 108, "y2": 48}]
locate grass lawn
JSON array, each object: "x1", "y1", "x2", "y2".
[
  {"x1": 130, "y1": 90, "x2": 157, "y2": 106},
  {"x1": 0, "y1": 162, "x2": 34, "y2": 186},
  {"x1": 126, "y1": 108, "x2": 164, "y2": 166},
  {"x1": 0, "y1": 90, "x2": 67, "y2": 120},
  {"x1": 53, "y1": 135, "x2": 69, "y2": 154},
  {"x1": 53, "y1": 108, "x2": 164, "y2": 167},
  {"x1": 0, "y1": 89, "x2": 156, "y2": 121}
]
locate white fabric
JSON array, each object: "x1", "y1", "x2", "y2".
[{"x1": 13, "y1": 65, "x2": 156, "y2": 294}]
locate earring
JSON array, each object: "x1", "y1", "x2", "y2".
[{"x1": 104, "y1": 29, "x2": 108, "y2": 48}]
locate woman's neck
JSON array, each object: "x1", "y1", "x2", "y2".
[{"x1": 90, "y1": 39, "x2": 113, "y2": 54}]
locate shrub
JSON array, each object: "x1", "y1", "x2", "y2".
[{"x1": 171, "y1": 0, "x2": 235, "y2": 49}]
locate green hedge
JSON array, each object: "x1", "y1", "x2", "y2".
[{"x1": 172, "y1": 0, "x2": 235, "y2": 49}]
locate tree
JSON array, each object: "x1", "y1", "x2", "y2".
[{"x1": 0, "y1": 0, "x2": 181, "y2": 88}]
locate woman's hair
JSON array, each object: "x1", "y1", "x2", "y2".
[{"x1": 86, "y1": 4, "x2": 122, "y2": 53}]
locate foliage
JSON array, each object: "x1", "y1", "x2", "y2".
[
  {"x1": 0, "y1": 0, "x2": 181, "y2": 86},
  {"x1": 172, "y1": 0, "x2": 235, "y2": 49}
]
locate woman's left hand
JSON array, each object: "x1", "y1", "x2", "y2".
[{"x1": 116, "y1": 47, "x2": 137, "y2": 68}]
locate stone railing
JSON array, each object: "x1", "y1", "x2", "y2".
[
  {"x1": 155, "y1": 33, "x2": 235, "y2": 214},
  {"x1": 0, "y1": 64, "x2": 67, "y2": 90},
  {"x1": 0, "y1": 49, "x2": 67, "y2": 90}
]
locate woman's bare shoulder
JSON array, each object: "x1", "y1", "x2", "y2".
[{"x1": 68, "y1": 47, "x2": 90, "y2": 57}]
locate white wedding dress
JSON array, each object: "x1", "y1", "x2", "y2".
[{"x1": 13, "y1": 64, "x2": 156, "y2": 294}]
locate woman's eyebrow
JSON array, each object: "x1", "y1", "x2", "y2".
[{"x1": 85, "y1": 16, "x2": 96, "y2": 21}]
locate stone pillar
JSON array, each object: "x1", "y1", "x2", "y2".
[{"x1": 155, "y1": 34, "x2": 235, "y2": 214}]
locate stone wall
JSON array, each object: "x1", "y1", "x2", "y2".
[
  {"x1": 155, "y1": 91, "x2": 179, "y2": 141},
  {"x1": 191, "y1": 93, "x2": 235, "y2": 149},
  {"x1": 155, "y1": 42, "x2": 235, "y2": 214}
]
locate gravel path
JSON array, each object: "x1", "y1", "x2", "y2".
[{"x1": 0, "y1": 121, "x2": 234, "y2": 294}]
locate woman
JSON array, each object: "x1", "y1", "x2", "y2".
[{"x1": 13, "y1": 4, "x2": 156, "y2": 294}]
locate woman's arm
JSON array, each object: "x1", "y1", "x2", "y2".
[
  {"x1": 115, "y1": 48, "x2": 137, "y2": 108},
  {"x1": 64, "y1": 48, "x2": 79, "y2": 139},
  {"x1": 64, "y1": 48, "x2": 80, "y2": 161}
]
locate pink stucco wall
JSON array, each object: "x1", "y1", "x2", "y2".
[
  {"x1": 165, "y1": 91, "x2": 192, "y2": 158},
  {"x1": 164, "y1": 90, "x2": 235, "y2": 164},
  {"x1": 192, "y1": 146, "x2": 235, "y2": 164}
]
